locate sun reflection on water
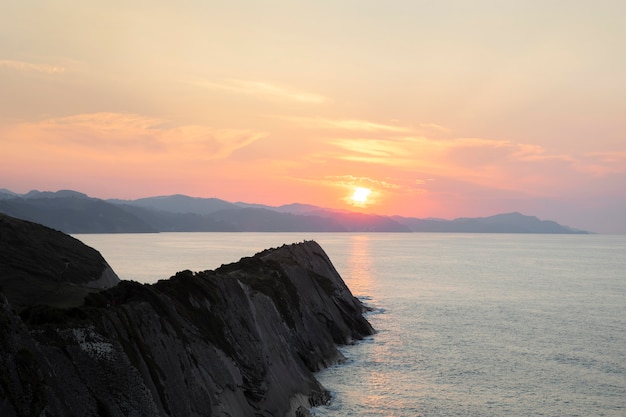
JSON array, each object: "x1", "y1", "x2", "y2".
[{"x1": 343, "y1": 235, "x2": 374, "y2": 299}]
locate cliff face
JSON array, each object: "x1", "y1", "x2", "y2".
[{"x1": 0, "y1": 215, "x2": 374, "y2": 417}]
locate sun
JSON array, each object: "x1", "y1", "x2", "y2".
[{"x1": 351, "y1": 187, "x2": 371, "y2": 205}]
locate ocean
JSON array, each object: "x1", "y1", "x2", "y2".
[{"x1": 75, "y1": 233, "x2": 626, "y2": 416}]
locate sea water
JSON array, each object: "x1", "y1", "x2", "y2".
[{"x1": 75, "y1": 233, "x2": 626, "y2": 416}]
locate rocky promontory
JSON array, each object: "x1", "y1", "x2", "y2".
[
  {"x1": 0, "y1": 214, "x2": 374, "y2": 416},
  {"x1": 0, "y1": 213, "x2": 120, "y2": 310}
]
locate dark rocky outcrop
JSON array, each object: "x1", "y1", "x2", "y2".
[
  {"x1": 0, "y1": 214, "x2": 374, "y2": 417},
  {"x1": 0, "y1": 213, "x2": 120, "y2": 309}
]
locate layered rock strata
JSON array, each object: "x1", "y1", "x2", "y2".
[{"x1": 0, "y1": 214, "x2": 374, "y2": 417}]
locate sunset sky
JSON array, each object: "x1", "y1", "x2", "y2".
[{"x1": 1, "y1": 1, "x2": 625, "y2": 233}]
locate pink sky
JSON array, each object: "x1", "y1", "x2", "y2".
[{"x1": 1, "y1": 1, "x2": 625, "y2": 233}]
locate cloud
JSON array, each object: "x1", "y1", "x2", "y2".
[
  {"x1": 576, "y1": 151, "x2": 626, "y2": 176},
  {"x1": 160, "y1": 125, "x2": 265, "y2": 159},
  {"x1": 318, "y1": 133, "x2": 623, "y2": 197},
  {"x1": 3, "y1": 113, "x2": 266, "y2": 161},
  {"x1": 327, "y1": 135, "x2": 558, "y2": 171},
  {"x1": 588, "y1": 151, "x2": 626, "y2": 164},
  {"x1": 198, "y1": 79, "x2": 327, "y2": 103},
  {"x1": 327, "y1": 136, "x2": 443, "y2": 168},
  {"x1": 329, "y1": 138, "x2": 402, "y2": 157},
  {"x1": 417, "y1": 123, "x2": 452, "y2": 133},
  {"x1": 281, "y1": 115, "x2": 625, "y2": 200},
  {"x1": 0, "y1": 59, "x2": 66, "y2": 74},
  {"x1": 322, "y1": 175, "x2": 402, "y2": 190},
  {"x1": 282, "y1": 116, "x2": 411, "y2": 133}
]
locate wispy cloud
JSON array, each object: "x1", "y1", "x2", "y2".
[
  {"x1": 577, "y1": 151, "x2": 626, "y2": 176},
  {"x1": 322, "y1": 175, "x2": 402, "y2": 190},
  {"x1": 417, "y1": 123, "x2": 452, "y2": 134},
  {"x1": 327, "y1": 136, "x2": 442, "y2": 168},
  {"x1": 198, "y1": 79, "x2": 327, "y2": 103},
  {"x1": 329, "y1": 138, "x2": 403, "y2": 157},
  {"x1": 283, "y1": 116, "x2": 411, "y2": 132},
  {"x1": 3, "y1": 113, "x2": 266, "y2": 160},
  {"x1": 318, "y1": 133, "x2": 622, "y2": 197},
  {"x1": 328, "y1": 135, "x2": 556, "y2": 170},
  {"x1": 42, "y1": 113, "x2": 165, "y2": 132},
  {"x1": 587, "y1": 150, "x2": 626, "y2": 166},
  {"x1": 0, "y1": 59, "x2": 66, "y2": 74}
]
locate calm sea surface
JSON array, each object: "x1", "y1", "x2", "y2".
[{"x1": 74, "y1": 233, "x2": 626, "y2": 416}]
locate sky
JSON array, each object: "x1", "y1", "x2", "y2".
[{"x1": 1, "y1": 1, "x2": 625, "y2": 233}]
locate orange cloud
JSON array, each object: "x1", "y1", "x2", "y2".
[
  {"x1": 283, "y1": 117, "x2": 411, "y2": 133},
  {"x1": 330, "y1": 138, "x2": 402, "y2": 158},
  {"x1": 314, "y1": 130, "x2": 618, "y2": 198},
  {"x1": 416, "y1": 123, "x2": 452, "y2": 134},
  {"x1": 197, "y1": 79, "x2": 327, "y2": 104},
  {"x1": 296, "y1": 174, "x2": 403, "y2": 192},
  {"x1": 0, "y1": 59, "x2": 67, "y2": 74},
  {"x1": 0, "y1": 112, "x2": 269, "y2": 199},
  {"x1": 3, "y1": 113, "x2": 266, "y2": 160}
]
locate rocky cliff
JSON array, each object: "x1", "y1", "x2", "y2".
[
  {"x1": 0, "y1": 214, "x2": 374, "y2": 417},
  {"x1": 0, "y1": 213, "x2": 120, "y2": 310}
]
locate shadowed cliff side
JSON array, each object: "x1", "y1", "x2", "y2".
[
  {"x1": 0, "y1": 215, "x2": 374, "y2": 417},
  {"x1": 0, "y1": 213, "x2": 120, "y2": 309}
]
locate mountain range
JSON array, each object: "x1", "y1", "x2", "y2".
[{"x1": 0, "y1": 188, "x2": 589, "y2": 234}]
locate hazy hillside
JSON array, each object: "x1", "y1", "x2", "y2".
[
  {"x1": 393, "y1": 212, "x2": 587, "y2": 233},
  {"x1": 0, "y1": 193, "x2": 155, "y2": 233},
  {"x1": 115, "y1": 204, "x2": 238, "y2": 232},
  {"x1": 110, "y1": 194, "x2": 239, "y2": 215},
  {"x1": 0, "y1": 189, "x2": 589, "y2": 234}
]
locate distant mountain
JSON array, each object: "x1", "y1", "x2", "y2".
[
  {"x1": 23, "y1": 189, "x2": 90, "y2": 199},
  {"x1": 0, "y1": 189, "x2": 19, "y2": 199},
  {"x1": 209, "y1": 207, "x2": 344, "y2": 232},
  {"x1": 111, "y1": 195, "x2": 410, "y2": 232},
  {"x1": 273, "y1": 203, "x2": 332, "y2": 214},
  {"x1": 393, "y1": 212, "x2": 587, "y2": 233},
  {"x1": 109, "y1": 194, "x2": 238, "y2": 215},
  {"x1": 321, "y1": 211, "x2": 410, "y2": 232},
  {"x1": 0, "y1": 191, "x2": 155, "y2": 233},
  {"x1": 0, "y1": 188, "x2": 590, "y2": 234},
  {"x1": 234, "y1": 201, "x2": 278, "y2": 210},
  {"x1": 115, "y1": 203, "x2": 237, "y2": 232}
]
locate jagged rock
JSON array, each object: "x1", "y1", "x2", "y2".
[{"x1": 0, "y1": 214, "x2": 374, "y2": 416}]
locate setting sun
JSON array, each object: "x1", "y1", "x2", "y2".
[{"x1": 351, "y1": 187, "x2": 371, "y2": 205}]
